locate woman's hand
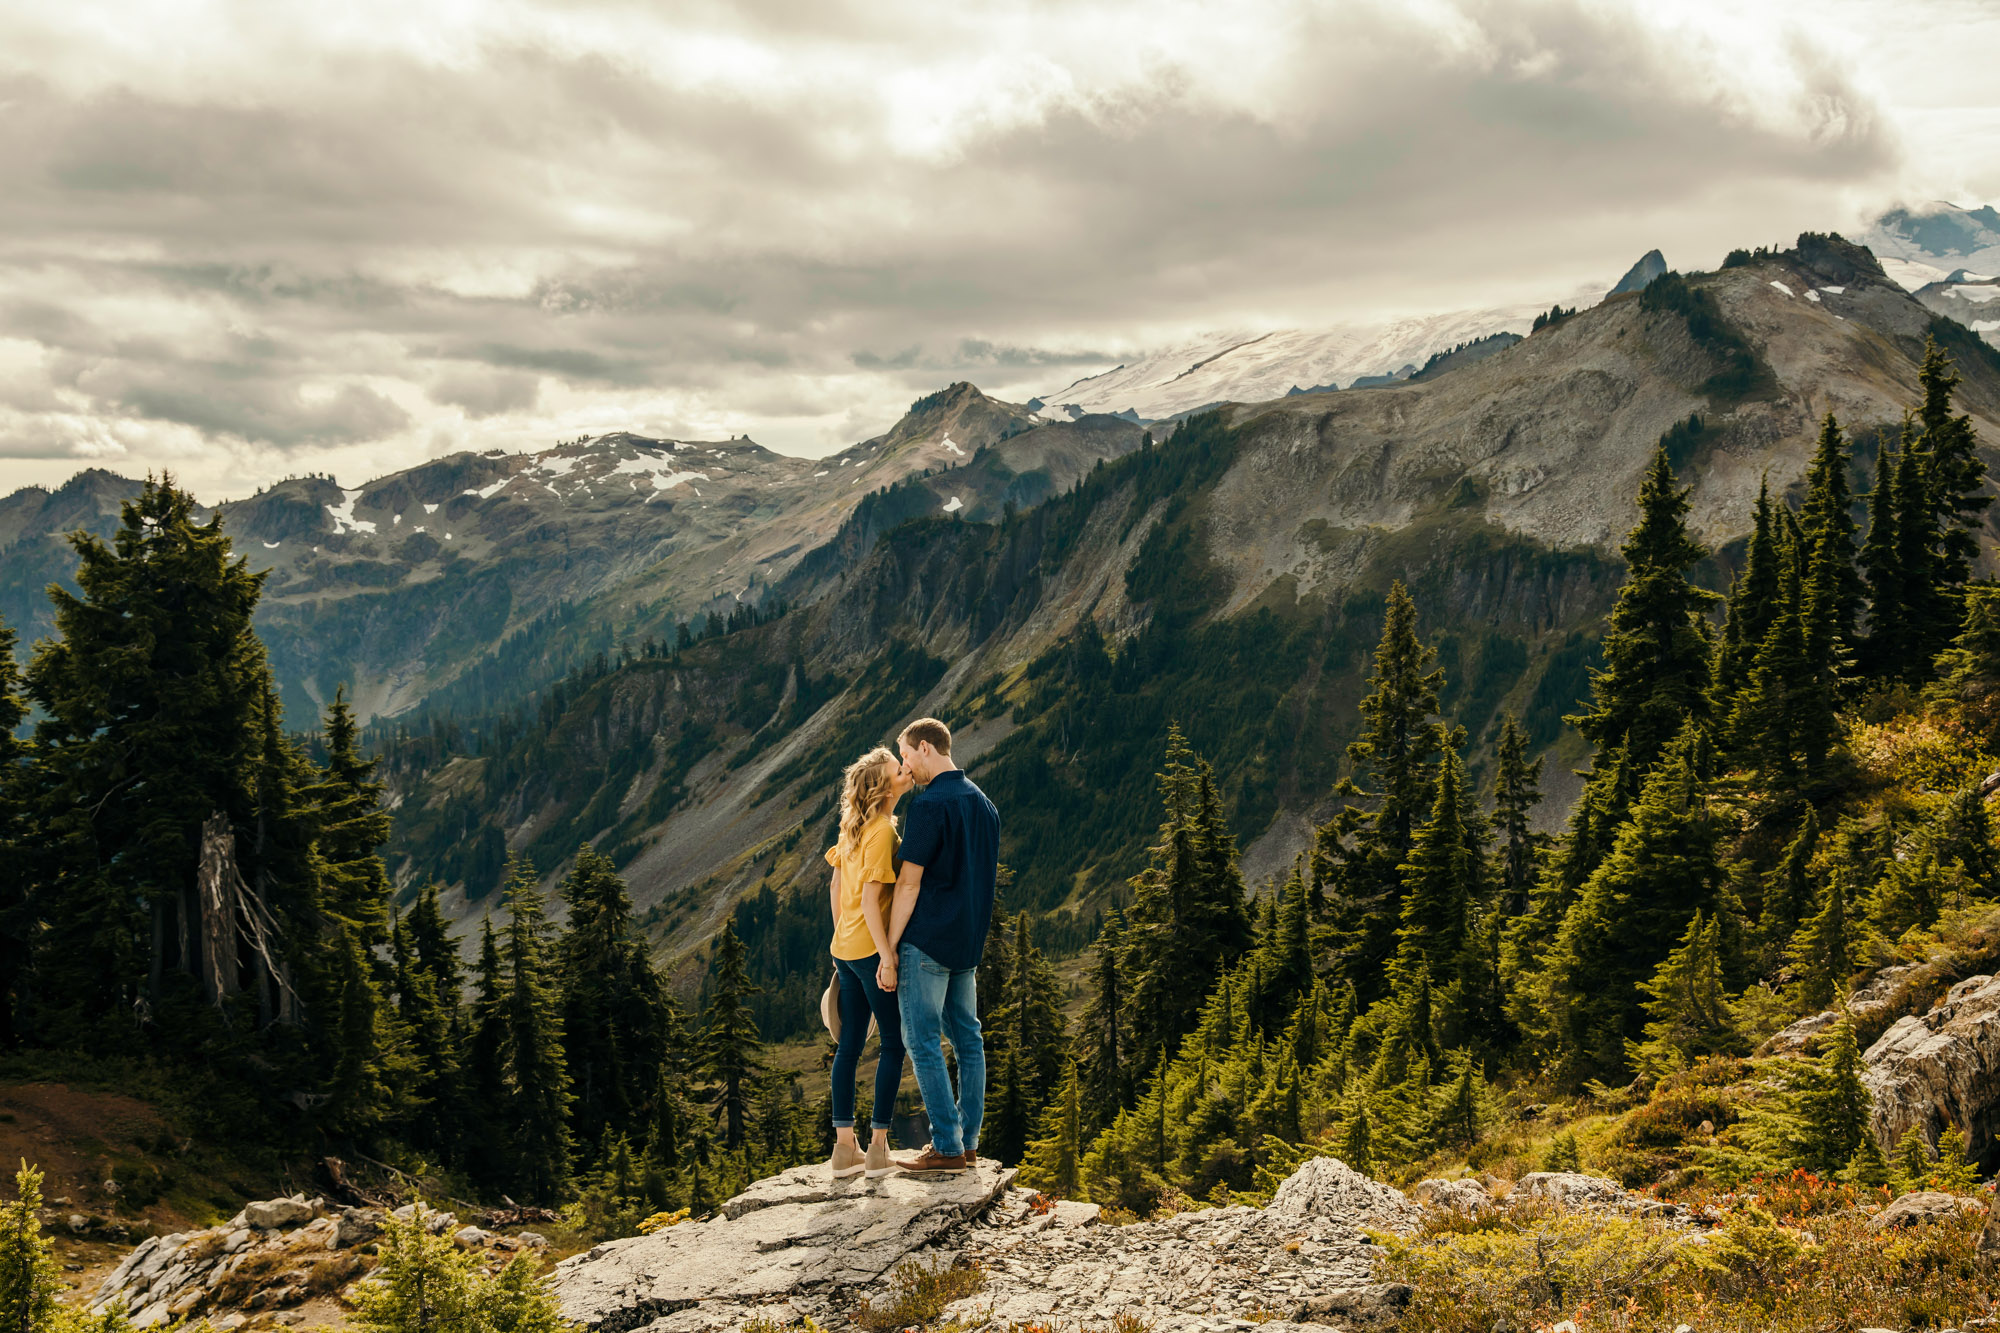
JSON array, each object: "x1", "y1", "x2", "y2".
[{"x1": 877, "y1": 954, "x2": 898, "y2": 993}]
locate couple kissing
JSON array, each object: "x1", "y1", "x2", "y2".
[{"x1": 821, "y1": 716, "x2": 998, "y2": 1178}]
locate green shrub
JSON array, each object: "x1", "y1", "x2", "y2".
[{"x1": 850, "y1": 1258, "x2": 987, "y2": 1332}]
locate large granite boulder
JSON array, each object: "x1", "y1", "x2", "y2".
[
  {"x1": 550, "y1": 1154, "x2": 1424, "y2": 1333},
  {"x1": 550, "y1": 1162, "x2": 1014, "y2": 1331},
  {"x1": 1863, "y1": 974, "x2": 2000, "y2": 1162}
]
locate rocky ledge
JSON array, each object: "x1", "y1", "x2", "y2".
[
  {"x1": 551, "y1": 1156, "x2": 1466, "y2": 1333},
  {"x1": 89, "y1": 1195, "x2": 545, "y2": 1328}
]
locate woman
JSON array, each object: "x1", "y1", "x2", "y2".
[{"x1": 825, "y1": 745, "x2": 914, "y2": 1179}]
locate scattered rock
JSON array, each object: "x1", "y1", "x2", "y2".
[
  {"x1": 67, "y1": 1214, "x2": 87, "y2": 1233},
  {"x1": 1412, "y1": 1178, "x2": 1491, "y2": 1213},
  {"x1": 334, "y1": 1207, "x2": 381, "y2": 1248},
  {"x1": 1867, "y1": 1190, "x2": 1986, "y2": 1232},
  {"x1": 243, "y1": 1198, "x2": 314, "y2": 1230},
  {"x1": 454, "y1": 1226, "x2": 492, "y2": 1250},
  {"x1": 516, "y1": 1231, "x2": 549, "y2": 1249},
  {"x1": 1268, "y1": 1155, "x2": 1421, "y2": 1231}
]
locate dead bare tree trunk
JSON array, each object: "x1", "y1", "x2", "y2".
[{"x1": 196, "y1": 812, "x2": 300, "y2": 1024}]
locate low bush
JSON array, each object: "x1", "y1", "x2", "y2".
[
  {"x1": 850, "y1": 1257, "x2": 988, "y2": 1332},
  {"x1": 1379, "y1": 1198, "x2": 1994, "y2": 1333}
]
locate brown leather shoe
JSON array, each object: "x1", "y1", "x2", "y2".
[{"x1": 897, "y1": 1143, "x2": 970, "y2": 1173}]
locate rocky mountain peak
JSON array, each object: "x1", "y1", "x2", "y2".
[{"x1": 1606, "y1": 248, "x2": 1668, "y2": 297}]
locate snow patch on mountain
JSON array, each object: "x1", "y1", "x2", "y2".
[
  {"x1": 1038, "y1": 285, "x2": 1599, "y2": 421},
  {"x1": 326, "y1": 489, "x2": 376, "y2": 534}
]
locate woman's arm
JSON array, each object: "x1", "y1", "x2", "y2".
[
  {"x1": 828, "y1": 865, "x2": 843, "y2": 938},
  {"x1": 860, "y1": 880, "x2": 892, "y2": 961}
]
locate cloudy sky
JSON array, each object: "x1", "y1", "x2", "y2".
[{"x1": 0, "y1": 0, "x2": 1995, "y2": 500}]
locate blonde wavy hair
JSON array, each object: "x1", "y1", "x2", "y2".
[{"x1": 838, "y1": 746, "x2": 900, "y2": 852}]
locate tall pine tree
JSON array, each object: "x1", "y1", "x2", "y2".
[
  {"x1": 700, "y1": 919, "x2": 766, "y2": 1151},
  {"x1": 499, "y1": 858, "x2": 574, "y2": 1203}
]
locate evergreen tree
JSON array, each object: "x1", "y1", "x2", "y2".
[
  {"x1": 1759, "y1": 810, "x2": 1819, "y2": 960},
  {"x1": 0, "y1": 1162, "x2": 113, "y2": 1333},
  {"x1": 326, "y1": 924, "x2": 421, "y2": 1135},
  {"x1": 1429, "y1": 1056, "x2": 1485, "y2": 1148},
  {"x1": 1542, "y1": 1131, "x2": 1581, "y2": 1173},
  {"x1": 1716, "y1": 476, "x2": 1783, "y2": 704},
  {"x1": 1730, "y1": 517, "x2": 1832, "y2": 793},
  {"x1": 558, "y1": 845, "x2": 672, "y2": 1160},
  {"x1": 1624, "y1": 911, "x2": 1738, "y2": 1079},
  {"x1": 1927, "y1": 587, "x2": 2000, "y2": 748},
  {"x1": 1859, "y1": 438, "x2": 1907, "y2": 678},
  {"x1": 1077, "y1": 910, "x2": 1128, "y2": 1120},
  {"x1": 1490, "y1": 714, "x2": 1547, "y2": 917},
  {"x1": 20, "y1": 476, "x2": 296, "y2": 1043},
  {"x1": 1789, "y1": 854, "x2": 1858, "y2": 1010},
  {"x1": 700, "y1": 919, "x2": 766, "y2": 1150},
  {"x1": 1122, "y1": 728, "x2": 1248, "y2": 1078},
  {"x1": 1844, "y1": 1133, "x2": 1891, "y2": 1188},
  {"x1": 391, "y1": 918, "x2": 460, "y2": 1145},
  {"x1": 1569, "y1": 447, "x2": 1720, "y2": 778},
  {"x1": 309, "y1": 688, "x2": 394, "y2": 943},
  {"x1": 1394, "y1": 752, "x2": 1479, "y2": 982},
  {"x1": 1891, "y1": 417, "x2": 1952, "y2": 677},
  {"x1": 1916, "y1": 339, "x2": 1991, "y2": 599},
  {"x1": 1799, "y1": 412, "x2": 1865, "y2": 655},
  {"x1": 1317, "y1": 583, "x2": 1457, "y2": 997},
  {"x1": 1019, "y1": 1061, "x2": 1085, "y2": 1198},
  {"x1": 1794, "y1": 1019, "x2": 1869, "y2": 1175},
  {"x1": 1339, "y1": 1103, "x2": 1374, "y2": 1177},
  {"x1": 0, "y1": 620, "x2": 29, "y2": 1045},
  {"x1": 406, "y1": 882, "x2": 465, "y2": 1025},
  {"x1": 499, "y1": 859, "x2": 573, "y2": 1203},
  {"x1": 1538, "y1": 728, "x2": 1721, "y2": 1082},
  {"x1": 1892, "y1": 1125, "x2": 1934, "y2": 1193}
]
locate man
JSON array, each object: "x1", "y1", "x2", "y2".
[{"x1": 878, "y1": 716, "x2": 999, "y2": 1173}]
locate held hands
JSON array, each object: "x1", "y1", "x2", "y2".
[{"x1": 877, "y1": 954, "x2": 898, "y2": 992}]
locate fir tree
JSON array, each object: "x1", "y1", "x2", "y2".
[
  {"x1": 325, "y1": 924, "x2": 422, "y2": 1135},
  {"x1": 1916, "y1": 339, "x2": 1991, "y2": 599},
  {"x1": 1490, "y1": 714, "x2": 1547, "y2": 917},
  {"x1": 1019, "y1": 1061, "x2": 1085, "y2": 1198},
  {"x1": 1716, "y1": 476, "x2": 1783, "y2": 703},
  {"x1": 309, "y1": 688, "x2": 394, "y2": 943},
  {"x1": 1927, "y1": 587, "x2": 2000, "y2": 748},
  {"x1": 1799, "y1": 412, "x2": 1865, "y2": 655},
  {"x1": 1759, "y1": 810, "x2": 1818, "y2": 960},
  {"x1": 391, "y1": 918, "x2": 460, "y2": 1145},
  {"x1": 1339, "y1": 1103, "x2": 1374, "y2": 1177},
  {"x1": 1077, "y1": 910, "x2": 1127, "y2": 1120},
  {"x1": 1892, "y1": 1124, "x2": 1934, "y2": 1193},
  {"x1": 1794, "y1": 1019, "x2": 1869, "y2": 1174},
  {"x1": 1859, "y1": 438, "x2": 1906, "y2": 678},
  {"x1": 1891, "y1": 417, "x2": 1952, "y2": 677},
  {"x1": 1569, "y1": 447, "x2": 1720, "y2": 778},
  {"x1": 1429, "y1": 1056, "x2": 1485, "y2": 1148},
  {"x1": 20, "y1": 476, "x2": 295, "y2": 1043},
  {"x1": 1625, "y1": 911, "x2": 1738, "y2": 1080},
  {"x1": 1317, "y1": 582, "x2": 1458, "y2": 997},
  {"x1": 1542, "y1": 1131, "x2": 1581, "y2": 1173},
  {"x1": 1789, "y1": 854, "x2": 1857, "y2": 1010},
  {"x1": 1843, "y1": 1133, "x2": 1891, "y2": 1188},
  {"x1": 700, "y1": 919, "x2": 766, "y2": 1150},
  {"x1": 497, "y1": 859, "x2": 573, "y2": 1203},
  {"x1": 1394, "y1": 752, "x2": 1479, "y2": 983},
  {"x1": 558, "y1": 846, "x2": 672, "y2": 1161},
  {"x1": 463, "y1": 916, "x2": 509, "y2": 1184},
  {"x1": 0, "y1": 620, "x2": 28, "y2": 1046},
  {"x1": 0, "y1": 1162, "x2": 109, "y2": 1333},
  {"x1": 1539, "y1": 728, "x2": 1721, "y2": 1082},
  {"x1": 1122, "y1": 729, "x2": 1247, "y2": 1078}
]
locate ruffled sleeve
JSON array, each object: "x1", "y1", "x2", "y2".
[
  {"x1": 858, "y1": 820, "x2": 901, "y2": 885},
  {"x1": 823, "y1": 843, "x2": 839, "y2": 868}
]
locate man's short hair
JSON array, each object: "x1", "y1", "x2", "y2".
[{"x1": 900, "y1": 717, "x2": 952, "y2": 755}]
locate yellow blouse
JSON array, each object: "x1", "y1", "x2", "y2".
[{"x1": 824, "y1": 815, "x2": 901, "y2": 961}]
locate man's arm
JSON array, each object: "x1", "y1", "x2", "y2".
[{"x1": 876, "y1": 859, "x2": 925, "y2": 992}]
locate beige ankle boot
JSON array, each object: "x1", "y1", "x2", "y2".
[
  {"x1": 830, "y1": 1138, "x2": 865, "y2": 1178},
  {"x1": 864, "y1": 1130, "x2": 893, "y2": 1179}
]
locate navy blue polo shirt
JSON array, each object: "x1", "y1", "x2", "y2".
[{"x1": 897, "y1": 769, "x2": 1000, "y2": 971}]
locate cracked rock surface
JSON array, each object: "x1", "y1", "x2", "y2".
[{"x1": 551, "y1": 1155, "x2": 1422, "y2": 1333}]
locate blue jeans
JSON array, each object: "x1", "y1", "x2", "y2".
[
  {"x1": 896, "y1": 942, "x2": 984, "y2": 1157},
  {"x1": 831, "y1": 954, "x2": 905, "y2": 1130}
]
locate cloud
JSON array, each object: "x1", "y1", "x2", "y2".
[{"x1": 0, "y1": 0, "x2": 1958, "y2": 499}]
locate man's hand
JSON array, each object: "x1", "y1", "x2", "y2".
[{"x1": 877, "y1": 954, "x2": 899, "y2": 992}]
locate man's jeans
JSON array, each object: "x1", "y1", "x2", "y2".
[{"x1": 896, "y1": 942, "x2": 984, "y2": 1157}]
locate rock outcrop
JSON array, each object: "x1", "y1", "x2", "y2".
[
  {"x1": 552, "y1": 1163, "x2": 1015, "y2": 1332},
  {"x1": 90, "y1": 1196, "x2": 528, "y2": 1327},
  {"x1": 551, "y1": 1156, "x2": 1428, "y2": 1333},
  {"x1": 1864, "y1": 974, "x2": 2000, "y2": 1161}
]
